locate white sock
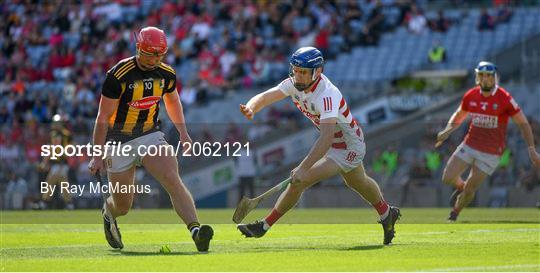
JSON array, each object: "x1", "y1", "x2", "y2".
[
  {"x1": 380, "y1": 208, "x2": 390, "y2": 221},
  {"x1": 191, "y1": 227, "x2": 200, "y2": 238},
  {"x1": 262, "y1": 220, "x2": 270, "y2": 231},
  {"x1": 102, "y1": 202, "x2": 112, "y2": 221}
]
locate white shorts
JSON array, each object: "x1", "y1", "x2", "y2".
[
  {"x1": 49, "y1": 164, "x2": 69, "y2": 178},
  {"x1": 325, "y1": 141, "x2": 366, "y2": 173},
  {"x1": 46, "y1": 163, "x2": 69, "y2": 184},
  {"x1": 453, "y1": 142, "x2": 500, "y2": 175},
  {"x1": 105, "y1": 131, "x2": 169, "y2": 173}
]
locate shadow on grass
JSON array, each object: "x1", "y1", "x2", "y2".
[
  {"x1": 244, "y1": 244, "x2": 387, "y2": 253},
  {"x1": 248, "y1": 247, "x2": 320, "y2": 253},
  {"x1": 344, "y1": 244, "x2": 385, "y2": 251},
  {"x1": 113, "y1": 250, "x2": 203, "y2": 256}
]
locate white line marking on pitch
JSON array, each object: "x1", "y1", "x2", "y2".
[
  {"x1": 399, "y1": 228, "x2": 540, "y2": 236},
  {"x1": 429, "y1": 264, "x2": 539, "y2": 271},
  {"x1": 469, "y1": 228, "x2": 540, "y2": 233}
]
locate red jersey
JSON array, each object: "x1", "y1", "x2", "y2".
[{"x1": 461, "y1": 86, "x2": 521, "y2": 155}]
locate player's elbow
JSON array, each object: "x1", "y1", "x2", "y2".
[
  {"x1": 166, "y1": 101, "x2": 184, "y2": 116},
  {"x1": 456, "y1": 111, "x2": 468, "y2": 122},
  {"x1": 515, "y1": 117, "x2": 530, "y2": 130}
]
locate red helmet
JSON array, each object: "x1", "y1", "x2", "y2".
[{"x1": 135, "y1": 26, "x2": 168, "y2": 56}]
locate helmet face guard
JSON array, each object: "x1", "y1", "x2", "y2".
[
  {"x1": 288, "y1": 65, "x2": 320, "y2": 91},
  {"x1": 137, "y1": 47, "x2": 166, "y2": 58},
  {"x1": 474, "y1": 61, "x2": 498, "y2": 91},
  {"x1": 134, "y1": 27, "x2": 168, "y2": 69},
  {"x1": 289, "y1": 47, "x2": 324, "y2": 91}
]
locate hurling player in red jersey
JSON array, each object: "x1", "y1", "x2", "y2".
[{"x1": 435, "y1": 61, "x2": 540, "y2": 221}]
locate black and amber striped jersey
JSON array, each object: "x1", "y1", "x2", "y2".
[
  {"x1": 50, "y1": 127, "x2": 72, "y2": 163},
  {"x1": 101, "y1": 57, "x2": 177, "y2": 142}
]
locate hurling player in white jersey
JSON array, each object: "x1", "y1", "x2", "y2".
[{"x1": 238, "y1": 47, "x2": 401, "y2": 245}]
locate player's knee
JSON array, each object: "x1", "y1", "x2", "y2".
[
  {"x1": 441, "y1": 172, "x2": 455, "y2": 185},
  {"x1": 288, "y1": 182, "x2": 302, "y2": 192},
  {"x1": 349, "y1": 172, "x2": 371, "y2": 186},
  {"x1": 460, "y1": 189, "x2": 475, "y2": 201},
  {"x1": 288, "y1": 182, "x2": 307, "y2": 193},
  {"x1": 463, "y1": 183, "x2": 479, "y2": 194},
  {"x1": 360, "y1": 173, "x2": 374, "y2": 185},
  {"x1": 113, "y1": 200, "x2": 132, "y2": 216},
  {"x1": 343, "y1": 177, "x2": 360, "y2": 188},
  {"x1": 161, "y1": 170, "x2": 180, "y2": 184},
  {"x1": 114, "y1": 205, "x2": 130, "y2": 216},
  {"x1": 342, "y1": 178, "x2": 353, "y2": 188}
]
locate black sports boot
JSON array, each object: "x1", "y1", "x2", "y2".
[
  {"x1": 193, "y1": 225, "x2": 214, "y2": 252},
  {"x1": 447, "y1": 210, "x2": 459, "y2": 222},
  {"x1": 379, "y1": 206, "x2": 401, "y2": 245},
  {"x1": 237, "y1": 220, "x2": 267, "y2": 238},
  {"x1": 102, "y1": 204, "x2": 123, "y2": 249}
]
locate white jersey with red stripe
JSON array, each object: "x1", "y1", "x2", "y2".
[{"x1": 277, "y1": 74, "x2": 364, "y2": 150}]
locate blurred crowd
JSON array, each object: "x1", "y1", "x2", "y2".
[
  {"x1": 365, "y1": 116, "x2": 540, "y2": 207},
  {"x1": 0, "y1": 0, "x2": 533, "y2": 210},
  {"x1": 0, "y1": 0, "x2": 519, "y2": 131}
]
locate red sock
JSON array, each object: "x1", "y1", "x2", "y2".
[
  {"x1": 373, "y1": 201, "x2": 390, "y2": 216},
  {"x1": 264, "y1": 208, "x2": 283, "y2": 226},
  {"x1": 452, "y1": 207, "x2": 461, "y2": 214}
]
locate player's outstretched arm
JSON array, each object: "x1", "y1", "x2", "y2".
[
  {"x1": 240, "y1": 87, "x2": 288, "y2": 120},
  {"x1": 435, "y1": 106, "x2": 468, "y2": 148},
  {"x1": 511, "y1": 111, "x2": 540, "y2": 167}
]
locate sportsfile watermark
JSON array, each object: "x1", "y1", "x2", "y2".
[{"x1": 40, "y1": 141, "x2": 250, "y2": 160}]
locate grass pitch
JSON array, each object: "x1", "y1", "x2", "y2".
[{"x1": 1, "y1": 208, "x2": 539, "y2": 271}]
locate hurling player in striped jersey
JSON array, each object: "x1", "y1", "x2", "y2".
[
  {"x1": 237, "y1": 47, "x2": 401, "y2": 245},
  {"x1": 88, "y1": 27, "x2": 213, "y2": 252}
]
